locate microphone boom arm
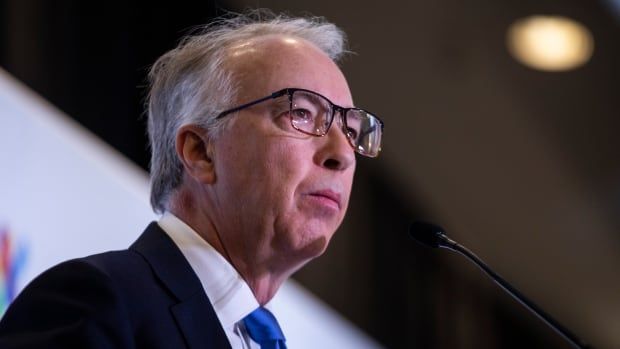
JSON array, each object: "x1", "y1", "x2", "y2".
[{"x1": 436, "y1": 233, "x2": 592, "y2": 349}]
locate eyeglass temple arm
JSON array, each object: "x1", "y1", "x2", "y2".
[{"x1": 216, "y1": 90, "x2": 289, "y2": 119}]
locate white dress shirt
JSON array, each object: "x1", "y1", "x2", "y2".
[{"x1": 158, "y1": 212, "x2": 274, "y2": 349}]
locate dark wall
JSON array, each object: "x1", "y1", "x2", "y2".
[{"x1": 1, "y1": 0, "x2": 225, "y2": 170}]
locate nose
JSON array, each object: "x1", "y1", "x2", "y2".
[{"x1": 314, "y1": 115, "x2": 355, "y2": 171}]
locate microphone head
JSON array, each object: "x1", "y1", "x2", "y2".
[{"x1": 409, "y1": 221, "x2": 447, "y2": 248}]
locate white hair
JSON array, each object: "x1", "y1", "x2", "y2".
[{"x1": 146, "y1": 9, "x2": 348, "y2": 213}]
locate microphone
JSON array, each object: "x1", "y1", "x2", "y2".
[{"x1": 409, "y1": 221, "x2": 592, "y2": 349}]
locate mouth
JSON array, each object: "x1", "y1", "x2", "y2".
[{"x1": 307, "y1": 189, "x2": 341, "y2": 210}]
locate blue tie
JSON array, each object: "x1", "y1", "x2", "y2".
[{"x1": 243, "y1": 307, "x2": 287, "y2": 349}]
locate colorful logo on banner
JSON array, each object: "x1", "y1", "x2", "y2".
[{"x1": 0, "y1": 226, "x2": 28, "y2": 315}]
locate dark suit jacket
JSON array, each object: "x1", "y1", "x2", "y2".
[{"x1": 0, "y1": 222, "x2": 232, "y2": 349}]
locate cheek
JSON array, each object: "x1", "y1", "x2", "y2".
[
  {"x1": 262, "y1": 141, "x2": 309, "y2": 194},
  {"x1": 225, "y1": 135, "x2": 310, "y2": 208}
]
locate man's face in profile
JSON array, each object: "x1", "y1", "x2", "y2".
[{"x1": 207, "y1": 35, "x2": 356, "y2": 273}]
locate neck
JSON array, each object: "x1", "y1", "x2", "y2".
[{"x1": 168, "y1": 190, "x2": 297, "y2": 306}]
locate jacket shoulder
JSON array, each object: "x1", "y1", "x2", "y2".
[{"x1": 0, "y1": 253, "x2": 139, "y2": 348}]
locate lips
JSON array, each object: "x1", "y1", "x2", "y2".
[{"x1": 307, "y1": 189, "x2": 341, "y2": 209}]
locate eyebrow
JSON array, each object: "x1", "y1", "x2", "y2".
[{"x1": 293, "y1": 91, "x2": 325, "y2": 106}]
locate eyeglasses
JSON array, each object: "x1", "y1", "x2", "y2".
[{"x1": 216, "y1": 88, "x2": 384, "y2": 157}]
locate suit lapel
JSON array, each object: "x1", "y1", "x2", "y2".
[
  {"x1": 130, "y1": 223, "x2": 232, "y2": 349},
  {"x1": 171, "y1": 293, "x2": 232, "y2": 349}
]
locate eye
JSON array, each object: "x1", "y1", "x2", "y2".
[
  {"x1": 290, "y1": 108, "x2": 314, "y2": 123},
  {"x1": 346, "y1": 127, "x2": 358, "y2": 140}
]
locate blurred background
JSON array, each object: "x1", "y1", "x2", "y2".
[{"x1": 1, "y1": 0, "x2": 619, "y2": 348}]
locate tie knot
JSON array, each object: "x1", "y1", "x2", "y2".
[{"x1": 243, "y1": 307, "x2": 286, "y2": 348}]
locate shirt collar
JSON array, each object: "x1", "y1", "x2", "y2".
[{"x1": 158, "y1": 212, "x2": 260, "y2": 329}]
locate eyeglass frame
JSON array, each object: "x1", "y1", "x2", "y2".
[{"x1": 215, "y1": 87, "x2": 384, "y2": 157}]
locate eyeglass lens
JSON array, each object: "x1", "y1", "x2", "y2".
[{"x1": 289, "y1": 90, "x2": 382, "y2": 157}]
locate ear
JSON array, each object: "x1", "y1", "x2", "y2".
[{"x1": 175, "y1": 125, "x2": 216, "y2": 184}]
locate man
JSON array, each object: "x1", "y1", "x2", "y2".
[{"x1": 0, "y1": 10, "x2": 383, "y2": 348}]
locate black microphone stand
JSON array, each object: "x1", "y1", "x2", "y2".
[{"x1": 435, "y1": 232, "x2": 592, "y2": 349}]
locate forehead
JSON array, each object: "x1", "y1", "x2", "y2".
[{"x1": 224, "y1": 35, "x2": 353, "y2": 107}]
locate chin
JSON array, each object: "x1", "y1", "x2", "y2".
[
  {"x1": 274, "y1": 215, "x2": 338, "y2": 259},
  {"x1": 272, "y1": 230, "x2": 334, "y2": 278},
  {"x1": 278, "y1": 228, "x2": 331, "y2": 262},
  {"x1": 301, "y1": 234, "x2": 330, "y2": 257}
]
